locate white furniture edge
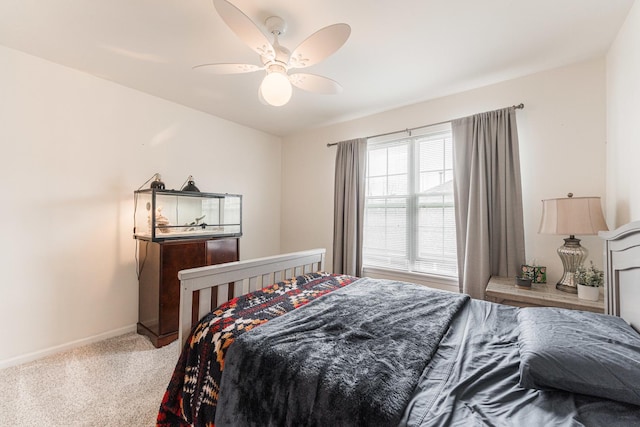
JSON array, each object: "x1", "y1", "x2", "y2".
[
  {"x1": 178, "y1": 248, "x2": 326, "y2": 347},
  {"x1": 600, "y1": 220, "x2": 640, "y2": 331}
]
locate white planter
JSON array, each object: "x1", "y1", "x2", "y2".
[{"x1": 577, "y1": 283, "x2": 600, "y2": 301}]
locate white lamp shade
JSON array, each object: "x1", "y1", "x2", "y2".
[
  {"x1": 539, "y1": 196, "x2": 608, "y2": 235},
  {"x1": 260, "y1": 72, "x2": 292, "y2": 106}
]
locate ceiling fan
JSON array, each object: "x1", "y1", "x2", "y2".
[{"x1": 194, "y1": 0, "x2": 351, "y2": 106}]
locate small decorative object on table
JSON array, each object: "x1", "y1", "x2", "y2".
[
  {"x1": 521, "y1": 263, "x2": 547, "y2": 283},
  {"x1": 574, "y1": 261, "x2": 603, "y2": 301},
  {"x1": 516, "y1": 267, "x2": 535, "y2": 288}
]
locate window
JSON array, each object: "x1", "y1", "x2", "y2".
[{"x1": 363, "y1": 124, "x2": 457, "y2": 277}]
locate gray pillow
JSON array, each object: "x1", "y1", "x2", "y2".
[{"x1": 516, "y1": 307, "x2": 640, "y2": 406}]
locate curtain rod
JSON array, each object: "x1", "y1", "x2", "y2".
[{"x1": 326, "y1": 103, "x2": 524, "y2": 147}]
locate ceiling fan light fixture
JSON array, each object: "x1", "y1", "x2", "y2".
[
  {"x1": 202, "y1": 0, "x2": 351, "y2": 106},
  {"x1": 260, "y1": 66, "x2": 292, "y2": 106}
]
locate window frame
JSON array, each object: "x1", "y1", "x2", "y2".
[{"x1": 362, "y1": 123, "x2": 457, "y2": 280}]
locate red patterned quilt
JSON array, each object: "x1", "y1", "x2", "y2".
[{"x1": 157, "y1": 272, "x2": 359, "y2": 427}]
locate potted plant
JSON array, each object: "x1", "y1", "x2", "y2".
[
  {"x1": 516, "y1": 267, "x2": 534, "y2": 288},
  {"x1": 574, "y1": 261, "x2": 604, "y2": 301}
]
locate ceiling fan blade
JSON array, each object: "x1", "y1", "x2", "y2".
[
  {"x1": 289, "y1": 73, "x2": 342, "y2": 94},
  {"x1": 193, "y1": 63, "x2": 263, "y2": 74},
  {"x1": 213, "y1": 0, "x2": 275, "y2": 60},
  {"x1": 289, "y1": 23, "x2": 351, "y2": 69}
]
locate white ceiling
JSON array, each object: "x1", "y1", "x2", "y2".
[{"x1": 0, "y1": 0, "x2": 634, "y2": 136}]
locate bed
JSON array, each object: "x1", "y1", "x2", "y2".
[{"x1": 158, "y1": 223, "x2": 640, "y2": 426}]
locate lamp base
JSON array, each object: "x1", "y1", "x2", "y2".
[
  {"x1": 556, "y1": 283, "x2": 578, "y2": 293},
  {"x1": 555, "y1": 236, "x2": 587, "y2": 294}
]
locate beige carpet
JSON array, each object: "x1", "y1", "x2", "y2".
[{"x1": 0, "y1": 332, "x2": 179, "y2": 426}]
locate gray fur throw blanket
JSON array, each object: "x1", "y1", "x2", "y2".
[{"x1": 215, "y1": 278, "x2": 469, "y2": 426}]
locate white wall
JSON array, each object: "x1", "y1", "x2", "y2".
[
  {"x1": 0, "y1": 45, "x2": 282, "y2": 365},
  {"x1": 607, "y1": 0, "x2": 640, "y2": 227},
  {"x1": 282, "y1": 58, "x2": 607, "y2": 287}
]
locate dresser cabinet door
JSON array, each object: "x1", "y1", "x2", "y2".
[
  {"x1": 159, "y1": 241, "x2": 207, "y2": 335},
  {"x1": 137, "y1": 237, "x2": 239, "y2": 347}
]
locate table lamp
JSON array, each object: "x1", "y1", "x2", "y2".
[{"x1": 538, "y1": 193, "x2": 608, "y2": 293}]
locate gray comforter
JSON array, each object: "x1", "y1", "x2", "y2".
[
  {"x1": 400, "y1": 300, "x2": 640, "y2": 426},
  {"x1": 214, "y1": 278, "x2": 469, "y2": 427}
]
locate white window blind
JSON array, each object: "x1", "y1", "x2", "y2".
[{"x1": 363, "y1": 124, "x2": 457, "y2": 277}]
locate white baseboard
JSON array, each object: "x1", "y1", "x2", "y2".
[{"x1": 0, "y1": 324, "x2": 137, "y2": 369}]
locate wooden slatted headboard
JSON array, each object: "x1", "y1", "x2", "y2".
[
  {"x1": 177, "y1": 248, "x2": 326, "y2": 347},
  {"x1": 600, "y1": 220, "x2": 640, "y2": 331}
]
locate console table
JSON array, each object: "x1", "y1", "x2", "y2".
[{"x1": 485, "y1": 276, "x2": 604, "y2": 313}]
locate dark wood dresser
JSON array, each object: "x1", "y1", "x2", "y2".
[{"x1": 136, "y1": 237, "x2": 239, "y2": 347}]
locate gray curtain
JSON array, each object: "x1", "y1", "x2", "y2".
[
  {"x1": 452, "y1": 107, "x2": 526, "y2": 299},
  {"x1": 333, "y1": 138, "x2": 367, "y2": 276}
]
